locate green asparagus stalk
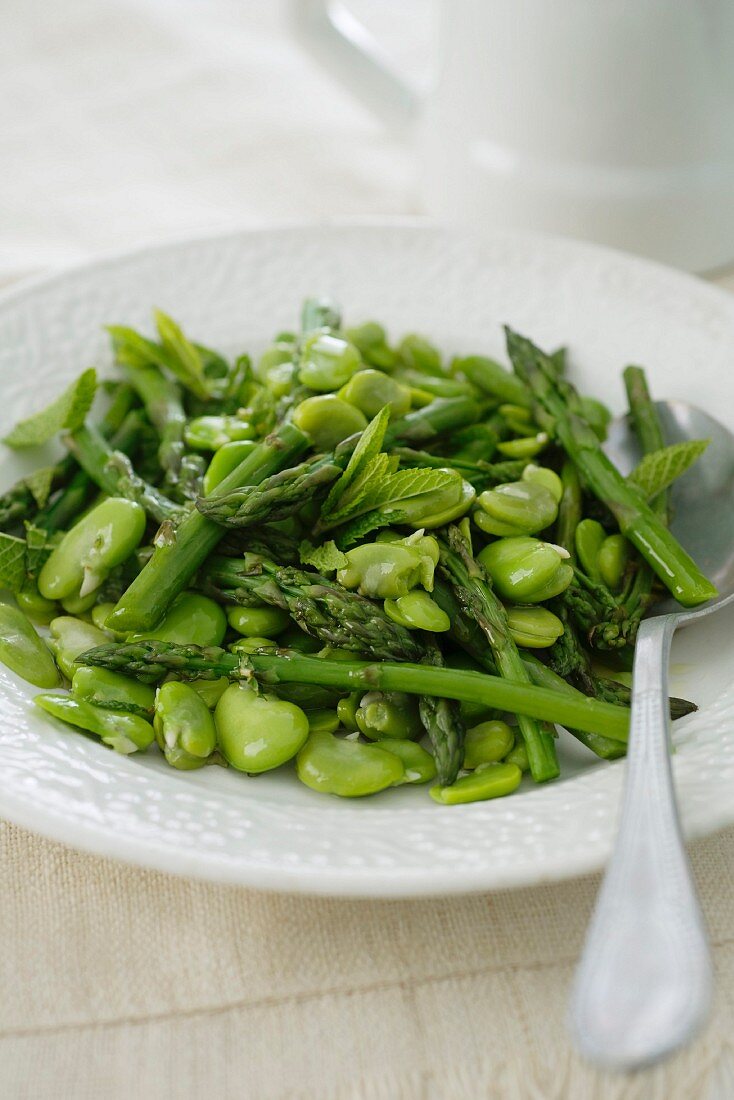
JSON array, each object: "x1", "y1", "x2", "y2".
[
  {"x1": 418, "y1": 637, "x2": 466, "y2": 785},
  {"x1": 64, "y1": 419, "x2": 183, "y2": 524},
  {"x1": 199, "y1": 397, "x2": 481, "y2": 532},
  {"x1": 505, "y1": 328, "x2": 717, "y2": 607},
  {"x1": 1, "y1": 384, "x2": 138, "y2": 533},
  {"x1": 196, "y1": 453, "x2": 345, "y2": 528},
  {"x1": 555, "y1": 459, "x2": 582, "y2": 558},
  {"x1": 199, "y1": 556, "x2": 424, "y2": 661},
  {"x1": 77, "y1": 641, "x2": 631, "y2": 742},
  {"x1": 122, "y1": 365, "x2": 187, "y2": 481},
  {"x1": 106, "y1": 423, "x2": 310, "y2": 633},
  {"x1": 437, "y1": 526, "x2": 560, "y2": 783}
]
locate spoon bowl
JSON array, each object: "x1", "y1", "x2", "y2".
[{"x1": 569, "y1": 400, "x2": 734, "y2": 1070}]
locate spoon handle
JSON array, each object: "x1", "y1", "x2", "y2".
[{"x1": 568, "y1": 613, "x2": 712, "y2": 1069}]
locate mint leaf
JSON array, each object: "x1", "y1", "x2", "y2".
[
  {"x1": 299, "y1": 539, "x2": 348, "y2": 572},
  {"x1": 323, "y1": 407, "x2": 390, "y2": 515},
  {"x1": 333, "y1": 510, "x2": 406, "y2": 549},
  {"x1": 107, "y1": 325, "x2": 171, "y2": 372},
  {"x1": 328, "y1": 452, "x2": 394, "y2": 522},
  {"x1": 24, "y1": 522, "x2": 58, "y2": 582},
  {"x1": 0, "y1": 532, "x2": 28, "y2": 592},
  {"x1": 4, "y1": 369, "x2": 97, "y2": 448},
  {"x1": 628, "y1": 439, "x2": 709, "y2": 500},
  {"x1": 154, "y1": 309, "x2": 209, "y2": 399},
  {"x1": 325, "y1": 465, "x2": 459, "y2": 530},
  {"x1": 23, "y1": 466, "x2": 56, "y2": 508}
]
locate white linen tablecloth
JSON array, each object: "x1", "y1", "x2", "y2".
[{"x1": 1, "y1": 2, "x2": 733, "y2": 1096}]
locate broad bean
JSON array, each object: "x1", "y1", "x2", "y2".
[
  {"x1": 575, "y1": 519, "x2": 606, "y2": 582},
  {"x1": 463, "y1": 720, "x2": 514, "y2": 769},
  {"x1": 72, "y1": 666, "x2": 155, "y2": 716},
  {"x1": 430, "y1": 762, "x2": 522, "y2": 805},
  {"x1": 291, "y1": 395, "x2": 368, "y2": 451},
  {"x1": 48, "y1": 616, "x2": 110, "y2": 680},
  {"x1": 521, "y1": 464, "x2": 563, "y2": 503},
  {"x1": 203, "y1": 440, "x2": 258, "y2": 495},
  {"x1": 504, "y1": 736, "x2": 530, "y2": 773},
  {"x1": 478, "y1": 537, "x2": 573, "y2": 603},
  {"x1": 185, "y1": 676, "x2": 230, "y2": 708},
  {"x1": 16, "y1": 585, "x2": 57, "y2": 626},
  {"x1": 296, "y1": 730, "x2": 404, "y2": 796},
  {"x1": 154, "y1": 681, "x2": 217, "y2": 769},
  {"x1": 227, "y1": 604, "x2": 291, "y2": 637},
  {"x1": 345, "y1": 322, "x2": 396, "y2": 371},
  {"x1": 129, "y1": 592, "x2": 227, "y2": 647},
  {"x1": 505, "y1": 606, "x2": 564, "y2": 648},
  {"x1": 35, "y1": 693, "x2": 155, "y2": 753},
  {"x1": 475, "y1": 480, "x2": 558, "y2": 537},
  {"x1": 298, "y1": 332, "x2": 361, "y2": 391},
  {"x1": 496, "y1": 432, "x2": 549, "y2": 459},
  {"x1": 184, "y1": 415, "x2": 255, "y2": 451},
  {"x1": 39, "y1": 497, "x2": 146, "y2": 602},
  {"x1": 215, "y1": 683, "x2": 309, "y2": 772},
  {"x1": 337, "y1": 543, "x2": 425, "y2": 599},
  {"x1": 373, "y1": 738, "x2": 436, "y2": 784},
  {"x1": 355, "y1": 691, "x2": 423, "y2": 741},
  {"x1": 339, "y1": 369, "x2": 411, "y2": 418},
  {"x1": 384, "y1": 591, "x2": 450, "y2": 632},
  {"x1": 0, "y1": 603, "x2": 60, "y2": 687},
  {"x1": 598, "y1": 533, "x2": 630, "y2": 592},
  {"x1": 307, "y1": 709, "x2": 340, "y2": 735}
]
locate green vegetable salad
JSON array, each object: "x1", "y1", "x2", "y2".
[{"x1": 0, "y1": 299, "x2": 714, "y2": 803}]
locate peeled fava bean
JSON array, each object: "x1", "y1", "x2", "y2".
[
  {"x1": 154, "y1": 681, "x2": 218, "y2": 770},
  {"x1": 477, "y1": 537, "x2": 573, "y2": 603},
  {"x1": 297, "y1": 332, "x2": 361, "y2": 392},
  {"x1": 355, "y1": 691, "x2": 423, "y2": 741},
  {"x1": 373, "y1": 738, "x2": 436, "y2": 784},
  {"x1": 16, "y1": 585, "x2": 57, "y2": 626},
  {"x1": 339, "y1": 369, "x2": 411, "y2": 419},
  {"x1": 296, "y1": 731, "x2": 404, "y2": 796},
  {"x1": 38, "y1": 497, "x2": 146, "y2": 602},
  {"x1": 505, "y1": 606, "x2": 564, "y2": 649},
  {"x1": 215, "y1": 682, "x2": 309, "y2": 773},
  {"x1": 475, "y1": 480, "x2": 558, "y2": 537},
  {"x1": 203, "y1": 440, "x2": 259, "y2": 494},
  {"x1": 48, "y1": 616, "x2": 110, "y2": 680},
  {"x1": 292, "y1": 395, "x2": 368, "y2": 451},
  {"x1": 0, "y1": 602, "x2": 60, "y2": 688},
  {"x1": 129, "y1": 592, "x2": 227, "y2": 648},
  {"x1": 35, "y1": 693, "x2": 155, "y2": 754},
  {"x1": 72, "y1": 666, "x2": 155, "y2": 716},
  {"x1": 383, "y1": 590, "x2": 450, "y2": 632},
  {"x1": 430, "y1": 762, "x2": 522, "y2": 805},
  {"x1": 337, "y1": 543, "x2": 425, "y2": 599},
  {"x1": 227, "y1": 604, "x2": 291, "y2": 638},
  {"x1": 463, "y1": 720, "x2": 514, "y2": 769}
]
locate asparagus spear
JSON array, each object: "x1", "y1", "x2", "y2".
[
  {"x1": 198, "y1": 396, "x2": 480, "y2": 531},
  {"x1": 197, "y1": 453, "x2": 345, "y2": 528},
  {"x1": 106, "y1": 423, "x2": 310, "y2": 633},
  {"x1": 199, "y1": 556, "x2": 425, "y2": 661},
  {"x1": 418, "y1": 637, "x2": 466, "y2": 785},
  {"x1": 64, "y1": 419, "x2": 183, "y2": 524},
  {"x1": 122, "y1": 364, "x2": 187, "y2": 482},
  {"x1": 437, "y1": 526, "x2": 559, "y2": 782},
  {"x1": 77, "y1": 641, "x2": 631, "y2": 742},
  {"x1": 505, "y1": 328, "x2": 717, "y2": 607}
]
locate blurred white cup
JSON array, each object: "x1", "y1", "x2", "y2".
[{"x1": 290, "y1": 0, "x2": 734, "y2": 271}]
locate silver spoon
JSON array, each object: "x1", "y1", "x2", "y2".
[{"x1": 568, "y1": 401, "x2": 734, "y2": 1070}]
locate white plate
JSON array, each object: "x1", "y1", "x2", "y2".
[{"x1": 0, "y1": 223, "x2": 732, "y2": 896}]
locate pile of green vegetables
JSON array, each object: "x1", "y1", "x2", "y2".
[{"x1": 0, "y1": 299, "x2": 716, "y2": 804}]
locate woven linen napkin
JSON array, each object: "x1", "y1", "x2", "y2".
[{"x1": 1, "y1": 822, "x2": 732, "y2": 1099}]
